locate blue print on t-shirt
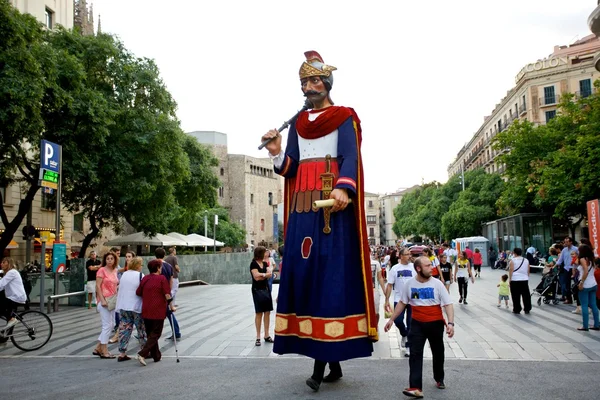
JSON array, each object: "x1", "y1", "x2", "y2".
[
  {"x1": 410, "y1": 287, "x2": 435, "y2": 300},
  {"x1": 397, "y1": 270, "x2": 413, "y2": 278}
]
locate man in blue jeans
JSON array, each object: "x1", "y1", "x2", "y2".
[
  {"x1": 556, "y1": 237, "x2": 578, "y2": 304},
  {"x1": 385, "y1": 249, "x2": 416, "y2": 357}
]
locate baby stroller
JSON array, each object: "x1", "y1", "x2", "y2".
[{"x1": 531, "y1": 266, "x2": 560, "y2": 306}]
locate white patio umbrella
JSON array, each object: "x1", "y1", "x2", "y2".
[
  {"x1": 105, "y1": 232, "x2": 188, "y2": 247},
  {"x1": 187, "y1": 233, "x2": 224, "y2": 247}
]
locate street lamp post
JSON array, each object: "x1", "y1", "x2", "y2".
[{"x1": 204, "y1": 211, "x2": 208, "y2": 252}]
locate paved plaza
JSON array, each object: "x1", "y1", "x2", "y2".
[
  {"x1": 2, "y1": 267, "x2": 600, "y2": 399},
  {"x1": 1, "y1": 268, "x2": 600, "y2": 361}
]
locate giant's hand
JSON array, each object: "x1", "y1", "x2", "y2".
[
  {"x1": 329, "y1": 188, "x2": 349, "y2": 213},
  {"x1": 261, "y1": 129, "x2": 282, "y2": 156}
]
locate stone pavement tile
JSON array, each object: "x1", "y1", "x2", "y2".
[
  {"x1": 485, "y1": 349, "x2": 499, "y2": 359},
  {"x1": 390, "y1": 349, "x2": 401, "y2": 358},
  {"x1": 461, "y1": 343, "x2": 489, "y2": 358},
  {"x1": 489, "y1": 341, "x2": 521, "y2": 359},
  {"x1": 519, "y1": 342, "x2": 556, "y2": 360},
  {"x1": 509, "y1": 343, "x2": 533, "y2": 359},
  {"x1": 219, "y1": 346, "x2": 246, "y2": 356},
  {"x1": 540, "y1": 342, "x2": 581, "y2": 355},
  {"x1": 452, "y1": 348, "x2": 465, "y2": 358}
]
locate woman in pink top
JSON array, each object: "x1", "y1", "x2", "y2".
[
  {"x1": 93, "y1": 251, "x2": 119, "y2": 359},
  {"x1": 473, "y1": 249, "x2": 483, "y2": 278}
]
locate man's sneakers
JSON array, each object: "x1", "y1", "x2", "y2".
[
  {"x1": 166, "y1": 335, "x2": 181, "y2": 340},
  {"x1": 458, "y1": 297, "x2": 463, "y2": 304},
  {"x1": 436, "y1": 381, "x2": 446, "y2": 389},
  {"x1": 403, "y1": 388, "x2": 424, "y2": 398},
  {"x1": 463, "y1": 300, "x2": 468, "y2": 305},
  {"x1": 401, "y1": 336, "x2": 407, "y2": 348},
  {"x1": 404, "y1": 347, "x2": 410, "y2": 357}
]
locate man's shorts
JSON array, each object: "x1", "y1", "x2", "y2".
[
  {"x1": 498, "y1": 295, "x2": 509, "y2": 301},
  {"x1": 86, "y1": 280, "x2": 96, "y2": 295}
]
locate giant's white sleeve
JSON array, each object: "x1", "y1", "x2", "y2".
[{"x1": 269, "y1": 151, "x2": 285, "y2": 169}]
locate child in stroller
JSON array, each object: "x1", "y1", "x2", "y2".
[{"x1": 532, "y1": 265, "x2": 560, "y2": 305}]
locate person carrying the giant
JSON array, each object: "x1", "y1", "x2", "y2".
[{"x1": 261, "y1": 51, "x2": 377, "y2": 392}]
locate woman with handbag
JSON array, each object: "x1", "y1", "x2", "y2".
[
  {"x1": 93, "y1": 251, "x2": 119, "y2": 359},
  {"x1": 250, "y1": 246, "x2": 273, "y2": 346},
  {"x1": 575, "y1": 245, "x2": 599, "y2": 331},
  {"x1": 115, "y1": 256, "x2": 147, "y2": 361}
]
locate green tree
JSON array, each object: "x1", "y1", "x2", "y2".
[
  {"x1": 494, "y1": 87, "x2": 600, "y2": 237},
  {"x1": 440, "y1": 170, "x2": 505, "y2": 240}
]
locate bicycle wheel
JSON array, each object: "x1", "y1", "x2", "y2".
[
  {"x1": 0, "y1": 316, "x2": 8, "y2": 344},
  {"x1": 10, "y1": 310, "x2": 53, "y2": 351}
]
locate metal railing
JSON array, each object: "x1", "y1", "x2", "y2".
[
  {"x1": 539, "y1": 95, "x2": 560, "y2": 106},
  {"x1": 46, "y1": 291, "x2": 86, "y2": 314},
  {"x1": 518, "y1": 103, "x2": 526, "y2": 115}
]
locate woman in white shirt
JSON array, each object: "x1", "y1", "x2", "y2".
[
  {"x1": 508, "y1": 248, "x2": 531, "y2": 314},
  {"x1": 0, "y1": 257, "x2": 27, "y2": 331},
  {"x1": 575, "y1": 245, "x2": 599, "y2": 331},
  {"x1": 115, "y1": 257, "x2": 147, "y2": 362}
]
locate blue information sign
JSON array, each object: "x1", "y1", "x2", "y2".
[
  {"x1": 41, "y1": 140, "x2": 60, "y2": 173},
  {"x1": 52, "y1": 243, "x2": 67, "y2": 273}
]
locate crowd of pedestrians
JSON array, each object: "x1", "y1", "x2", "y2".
[{"x1": 86, "y1": 247, "x2": 178, "y2": 365}]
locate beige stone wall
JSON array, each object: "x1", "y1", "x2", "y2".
[{"x1": 10, "y1": 0, "x2": 74, "y2": 29}]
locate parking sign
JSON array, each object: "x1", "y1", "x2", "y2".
[{"x1": 41, "y1": 140, "x2": 60, "y2": 172}]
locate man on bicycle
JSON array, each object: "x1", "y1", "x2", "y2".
[{"x1": 0, "y1": 257, "x2": 27, "y2": 333}]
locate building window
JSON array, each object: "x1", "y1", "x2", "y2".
[
  {"x1": 45, "y1": 7, "x2": 54, "y2": 29},
  {"x1": 220, "y1": 167, "x2": 224, "y2": 176},
  {"x1": 41, "y1": 189, "x2": 56, "y2": 210},
  {"x1": 545, "y1": 110, "x2": 556, "y2": 123},
  {"x1": 368, "y1": 200, "x2": 373, "y2": 208},
  {"x1": 268, "y1": 192, "x2": 273, "y2": 206},
  {"x1": 367, "y1": 215, "x2": 376, "y2": 224},
  {"x1": 260, "y1": 219, "x2": 265, "y2": 231},
  {"x1": 73, "y1": 213, "x2": 84, "y2": 232},
  {"x1": 544, "y1": 86, "x2": 555, "y2": 105},
  {"x1": 250, "y1": 193, "x2": 254, "y2": 204},
  {"x1": 522, "y1": 94, "x2": 526, "y2": 109},
  {"x1": 369, "y1": 227, "x2": 375, "y2": 237},
  {"x1": 580, "y1": 79, "x2": 592, "y2": 98},
  {"x1": 218, "y1": 187, "x2": 224, "y2": 197}
]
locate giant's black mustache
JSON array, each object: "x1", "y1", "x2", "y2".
[{"x1": 304, "y1": 90, "x2": 323, "y2": 97}]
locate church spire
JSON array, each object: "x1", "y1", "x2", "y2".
[{"x1": 97, "y1": 14, "x2": 101, "y2": 34}]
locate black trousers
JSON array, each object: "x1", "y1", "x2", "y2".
[
  {"x1": 312, "y1": 360, "x2": 342, "y2": 382},
  {"x1": 457, "y1": 277, "x2": 468, "y2": 299},
  {"x1": 509, "y1": 280, "x2": 531, "y2": 313},
  {"x1": 139, "y1": 318, "x2": 163, "y2": 361},
  {"x1": 408, "y1": 319, "x2": 445, "y2": 390},
  {"x1": 0, "y1": 291, "x2": 20, "y2": 320}
]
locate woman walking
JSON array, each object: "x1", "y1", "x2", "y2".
[
  {"x1": 575, "y1": 245, "x2": 599, "y2": 331},
  {"x1": 250, "y1": 246, "x2": 273, "y2": 346},
  {"x1": 454, "y1": 251, "x2": 474, "y2": 304},
  {"x1": 472, "y1": 248, "x2": 483, "y2": 278},
  {"x1": 136, "y1": 259, "x2": 171, "y2": 366},
  {"x1": 508, "y1": 248, "x2": 531, "y2": 315},
  {"x1": 115, "y1": 256, "x2": 147, "y2": 361},
  {"x1": 93, "y1": 251, "x2": 119, "y2": 359}
]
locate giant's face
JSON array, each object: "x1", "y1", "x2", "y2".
[{"x1": 301, "y1": 76, "x2": 328, "y2": 103}]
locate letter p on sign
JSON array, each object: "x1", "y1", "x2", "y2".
[{"x1": 40, "y1": 139, "x2": 60, "y2": 172}]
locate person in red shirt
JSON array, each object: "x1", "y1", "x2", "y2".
[
  {"x1": 472, "y1": 248, "x2": 483, "y2": 278},
  {"x1": 136, "y1": 259, "x2": 171, "y2": 366}
]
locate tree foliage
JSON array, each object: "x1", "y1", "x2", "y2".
[
  {"x1": 493, "y1": 85, "x2": 600, "y2": 235},
  {"x1": 196, "y1": 207, "x2": 246, "y2": 248},
  {"x1": 0, "y1": 4, "x2": 220, "y2": 255},
  {"x1": 392, "y1": 170, "x2": 505, "y2": 242}
]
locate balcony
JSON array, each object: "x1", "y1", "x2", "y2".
[
  {"x1": 595, "y1": 52, "x2": 600, "y2": 73},
  {"x1": 539, "y1": 95, "x2": 560, "y2": 108},
  {"x1": 588, "y1": 2, "x2": 600, "y2": 37},
  {"x1": 518, "y1": 103, "x2": 527, "y2": 115}
]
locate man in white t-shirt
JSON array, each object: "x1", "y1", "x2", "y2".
[
  {"x1": 385, "y1": 256, "x2": 455, "y2": 399},
  {"x1": 385, "y1": 249, "x2": 415, "y2": 356},
  {"x1": 442, "y1": 244, "x2": 458, "y2": 265}
]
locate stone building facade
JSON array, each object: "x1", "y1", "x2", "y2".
[
  {"x1": 188, "y1": 131, "x2": 283, "y2": 248},
  {"x1": 9, "y1": 0, "x2": 74, "y2": 29},
  {"x1": 364, "y1": 192, "x2": 380, "y2": 246},
  {"x1": 378, "y1": 186, "x2": 419, "y2": 246},
  {"x1": 448, "y1": 35, "x2": 600, "y2": 177}
]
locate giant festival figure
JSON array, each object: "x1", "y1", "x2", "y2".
[{"x1": 261, "y1": 51, "x2": 377, "y2": 392}]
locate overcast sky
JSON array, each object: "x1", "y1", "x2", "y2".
[{"x1": 94, "y1": 0, "x2": 594, "y2": 194}]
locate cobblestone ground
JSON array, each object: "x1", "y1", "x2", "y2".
[{"x1": 2, "y1": 267, "x2": 599, "y2": 361}]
